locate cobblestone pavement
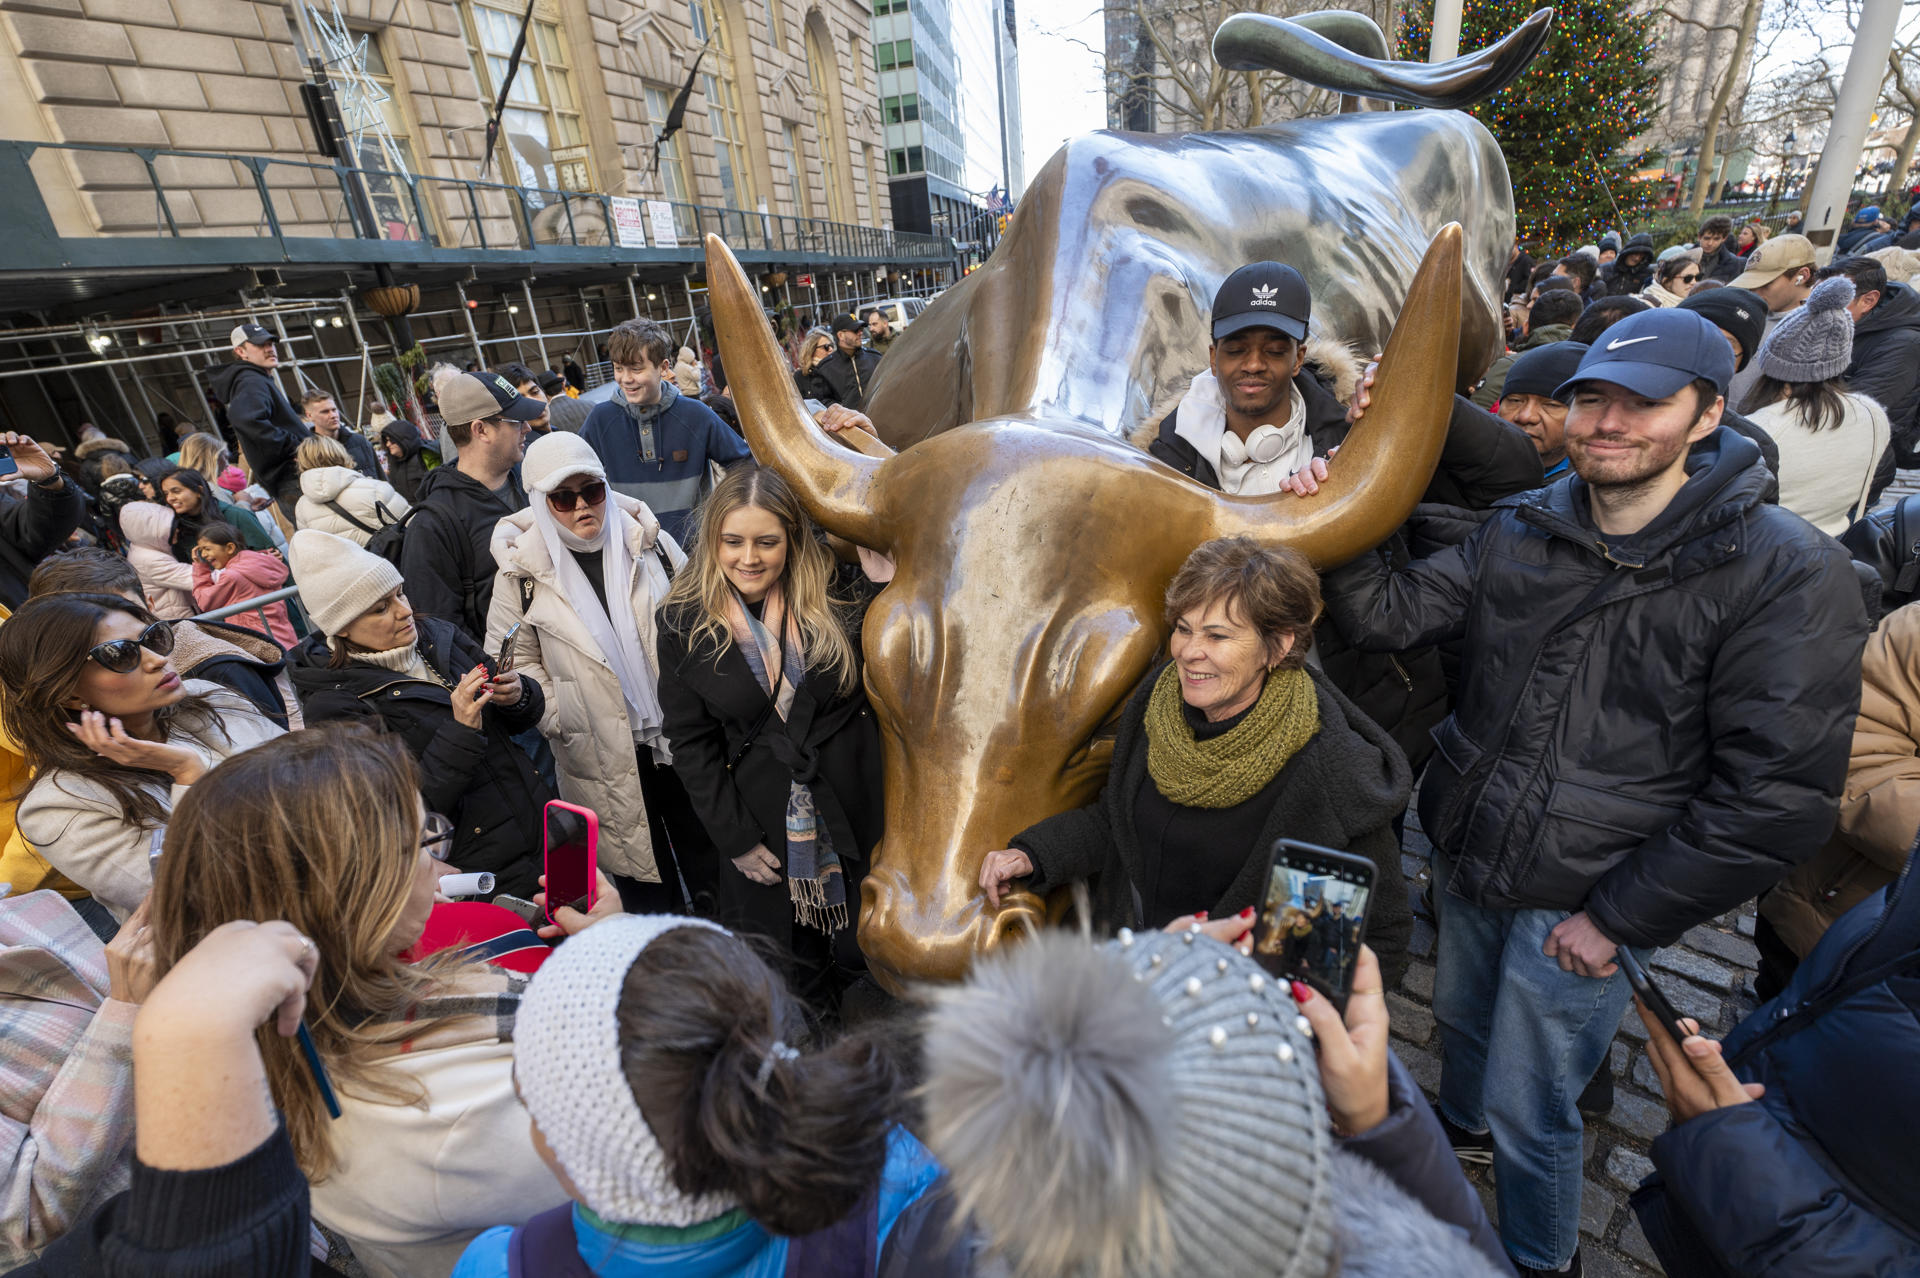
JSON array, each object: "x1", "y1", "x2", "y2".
[{"x1": 1395, "y1": 808, "x2": 1764, "y2": 1277}]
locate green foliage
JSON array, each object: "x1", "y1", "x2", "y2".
[
  {"x1": 371, "y1": 361, "x2": 407, "y2": 407},
  {"x1": 1398, "y1": 0, "x2": 1661, "y2": 254}
]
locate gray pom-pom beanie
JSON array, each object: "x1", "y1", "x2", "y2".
[{"x1": 1758, "y1": 276, "x2": 1857, "y2": 383}]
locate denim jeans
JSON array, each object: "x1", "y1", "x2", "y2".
[{"x1": 1432, "y1": 850, "x2": 1648, "y2": 1271}]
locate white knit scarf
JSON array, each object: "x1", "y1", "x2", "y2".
[{"x1": 530, "y1": 496, "x2": 668, "y2": 757}]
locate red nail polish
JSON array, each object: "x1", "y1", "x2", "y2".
[
  {"x1": 1194, "y1": 910, "x2": 1208, "y2": 920},
  {"x1": 1239, "y1": 907, "x2": 1255, "y2": 919},
  {"x1": 1291, "y1": 981, "x2": 1313, "y2": 1003}
]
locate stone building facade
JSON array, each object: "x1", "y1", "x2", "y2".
[{"x1": 0, "y1": 0, "x2": 893, "y2": 242}]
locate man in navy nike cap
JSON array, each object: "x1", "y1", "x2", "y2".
[{"x1": 1322, "y1": 302, "x2": 1865, "y2": 1276}]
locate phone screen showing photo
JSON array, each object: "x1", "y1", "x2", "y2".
[{"x1": 1251, "y1": 842, "x2": 1375, "y2": 1007}]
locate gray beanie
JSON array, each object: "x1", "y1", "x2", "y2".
[
  {"x1": 919, "y1": 928, "x2": 1333, "y2": 1278},
  {"x1": 1759, "y1": 276, "x2": 1857, "y2": 383}
]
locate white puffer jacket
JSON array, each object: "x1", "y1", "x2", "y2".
[
  {"x1": 118, "y1": 501, "x2": 194, "y2": 619},
  {"x1": 484, "y1": 494, "x2": 683, "y2": 881},
  {"x1": 295, "y1": 466, "x2": 410, "y2": 547}
]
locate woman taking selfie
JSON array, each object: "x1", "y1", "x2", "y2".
[
  {"x1": 287, "y1": 530, "x2": 552, "y2": 898},
  {"x1": 657, "y1": 464, "x2": 882, "y2": 1003},
  {"x1": 978, "y1": 538, "x2": 1415, "y2": 988},
  {"x1": 487, "y1": 433, "x2": 709, "y2": 915},
  {"x1": 150, "y1": 724, "x2": 568, "y2": 1278},
  {"x1": 0, "y1": 593, "x2": 282, "y2": 916}
]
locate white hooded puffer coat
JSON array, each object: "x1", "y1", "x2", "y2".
[
  {"x1": 295, "y1": 465, "x2": 410, "y2": 547},
  {"x1": 484, "y1": 493, "x2": 684, "y2": 881}
]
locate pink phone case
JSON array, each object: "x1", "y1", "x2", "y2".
[{"x1": 542, "y1": 801, "x2": 599, "y2": 924}]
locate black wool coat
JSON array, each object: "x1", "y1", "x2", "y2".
[
  {"x1": 655, "y1": 597, "x2": 884, "y2": 946},
  {"x1": 1012, "y1": 666, "x2": 1413, "y2": 986},
  {"x1": 288, "y1": 615, "x2": 552, "y2": 896}
]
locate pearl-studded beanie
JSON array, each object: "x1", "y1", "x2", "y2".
[
  {"x1": 919, "y1": 927, "x2": 1333, "y2": 1278},
  {"x1": 514, "y1": 914, "x2": 735, "y2": 1226}
]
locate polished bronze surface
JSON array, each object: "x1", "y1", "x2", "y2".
[{"x1": 706, "y1": 223, "x2": 1462, "y2": 990}]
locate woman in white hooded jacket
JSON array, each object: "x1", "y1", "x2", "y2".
[
  {"x1": 294, "y1": 435, "x2": 410, "y2": 547},
  {"x1": 485, "y1": 433, "x2": 711, "y2": 914},
  {"x1": 118, "y1": 501, "x2": 195, "y2": 620}
]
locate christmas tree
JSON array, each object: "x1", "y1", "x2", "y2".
[{"x1": 1398, "y1": 0, "x2": 1660, "y2": 254}]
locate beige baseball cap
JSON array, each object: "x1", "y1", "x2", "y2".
[
  {"x1": 1730, "y1": 234, "x2": 1816, "y2": 290},
  {"x1": 438, "y1": 371, "x2": 547, "y2": 427}
]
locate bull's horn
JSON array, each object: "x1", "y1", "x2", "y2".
[
  {"x1": 1207, "y1": 223, "x2": 1462, "y2": 568},
  {"x1": 1212, "y1": 8, "x2": 1554, "y2": 110},
  {"x1": 703, "y1": 234, "x2": 890, "y2": 547}
]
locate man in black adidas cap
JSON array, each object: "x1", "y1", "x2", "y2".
[
  {"x1": 1322, "y1": 305, "x2": 1866, "y2": 1277},
  {"x1": 208, "y1": 322, "x2": 309, "y2": 517},
  {"x1": 400, "y1": 370, "x2": 543, "y2": 639}
]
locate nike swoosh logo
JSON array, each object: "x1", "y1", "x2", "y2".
[{"x1": 1606, "y1": 335, "x2": 1659, "y2": 350}]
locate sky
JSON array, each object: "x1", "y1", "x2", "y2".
[{"x1": 1016, "y1": 0, "x2": 1108, "y2": 190}]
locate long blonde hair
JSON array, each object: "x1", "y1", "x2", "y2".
[
  {"x1": 150, "y1": 723, "x2": 461, "y2": 1181},
  {"x1": 798, "y1": 327, "x2": 834, "y2": 375},
  {"x1": 177, "y1": 432, "x2": 229, "y2": 485},
  {"x1": 664, "y1": 463, "x2": 859, "y2": 694}
]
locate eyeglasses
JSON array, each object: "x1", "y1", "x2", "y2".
[
  {"x1": 1677, "y1": 272, "x2": 1700, "y2": 284},
  {"x1": 547, "y1": 480, "x2": 607, "y2": 512},
  {"x1": 421, "y1": 812, "x2": 455, "y2": 862},
  {"x1": 87, "y1": 621, "x2": 174, "y2": 674}
]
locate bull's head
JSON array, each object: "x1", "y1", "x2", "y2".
[{"x1": 706, "y1": 225, "x2": 1461, "y2": 990}]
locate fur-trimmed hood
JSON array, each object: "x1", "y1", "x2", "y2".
[{"x1": 72, "y1": 437, "x2": 133, "y2": 460}]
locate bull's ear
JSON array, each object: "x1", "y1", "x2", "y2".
[
  {"x1": 1212, "y1": 8, "x2": 1554, "y2": 111},
  {"x1": 1207, "y1": 223, "x2": 1461, "y2": 569},
  {"x1": 703, "y1": 235, "x2": 891, "y2": 548}
]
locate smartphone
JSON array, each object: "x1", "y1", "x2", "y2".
[
  {"x1": 543, "y1": 800, "x2": 598, "y2": 924},
  {"x1": 1248, "y1": 839, "x2": 1377, "y2": 1011},
  {"x1": 0, "y1": 446, "x2": 15, "y2": 478},
  {"x1": 495, "y1": 621, "x2": 523, "y2": 673},
  {"x1": 1617, "y1": 947, "x2": 1692, "y2": 1044},
  {"x1": 491, "y1": 893, "x2": 541, "y2": 925}
]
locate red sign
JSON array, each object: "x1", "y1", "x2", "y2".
[{"x1": 797, "y1": 274, "x2": 815, "y2": 287}]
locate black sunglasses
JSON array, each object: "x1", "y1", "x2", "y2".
[
  {"x1": 1677, "y1": 272, "x2": 1700, "y2": 283},
  {"x1": 547, "y1": 480, "x2": 607, "y2": 512},
  {"x1": 88, "y1": 621, "x2": 174, "y2": 674}
]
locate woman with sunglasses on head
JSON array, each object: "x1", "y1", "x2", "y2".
[
  {"x1": 1642, "y1": 256, "x2": 1701, "y2": 308},
  {"x1": 0, "y1": 593, "x2": 282, "y2": 917},
  {"x1": 485, "y1": 433, "x2": 712, "y2": 915},
  {"x1": 287, "y1": 529, "x2": 554, "y2": 899},
  {"x1": 147, "y1": 723, "x2": 571, "y2": 1278},
  {"x1": 656, "y1": 463, "x2": 884, "y2": 1010}
]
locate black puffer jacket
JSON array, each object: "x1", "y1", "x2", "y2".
[
  {"x1": 207, "y1": 361, "x2": 309, "y2": 515},
  {"x1": 1325, "y1": 427, "x2": 1868, "y2": 948},
  {"x1": 814, "y1": 347, "x2": 882, "y2": 410},
  {"x1": 288, "y1": 615, "x2": 552, "y2": 896},
  {"x1": 399, "y1": 464, "x2": 527, "y2": 642},
  {"x1": 1596, "y1": 233, "x2": 1657, "y2": 299},
  {"x1": 1012, "y1": 665, "x2": 1414, "y2": 987},
  {"x1": 1846, "y1": 281, "x2": 1920, "y2": 460}
]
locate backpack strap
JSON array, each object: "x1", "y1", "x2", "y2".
[
  {"x1": 506, "y1": 1202, "x2": 591, "y2": 1278},
  {"x1": 783, "y1": 1187, "x2": 879, "y2": 1278},
  {"x1": 1895, "y1": 493, "x2": 1920, "y2": 595},
  {"x1": 322, "y1": 499, "x2": 382, "y2": 537}
]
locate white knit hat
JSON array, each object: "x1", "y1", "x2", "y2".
[
  {"x1": 287, "y1": 528, "x2": 404, "y2": 637},
  {"x1": 515, "y1": 914, "x2": 735, "y2": 1226},
  {"x1": 522, "y1": 431, "x2": 606, "y2": 495}
]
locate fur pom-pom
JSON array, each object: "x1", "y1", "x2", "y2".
[
  {"x1": 919, "y1": 931, "x2": 1175, "y2": 1278},
  {"x1": 1805, "y1": 275, "x2": 1856, "y2": 315}
]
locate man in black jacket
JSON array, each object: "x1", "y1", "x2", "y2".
[
  {"x1": 1594, "y1": 232, "x2": 1656, "y2": 299},
  {"x1": 1693, "y1": 215, "x2": 1743, "y2": 283},
  {"x1": 207, "y1": 324, "x2": 309, "y2": 517},
  {"x1": 0, "y1": 432, "x2": 82, "y2": 607},
  {"x1": 1323, "y1": 307, "x2": 1866, "y2": 1277},
  {"x1": 298, "y1": 389, "x2": 384, "y2": 480},
  {"x1": 814, "y1": 314, "x2": 882, "y2": 410},
  {"x1": 1819, "y1": 254, "x2": 1920, "y2": 465},
  {"x1": 399, "y1": 371, "x2": 539, "y2": 640}
]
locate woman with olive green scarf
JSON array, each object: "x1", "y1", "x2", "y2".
[{"x1": 980, "y1": 538, "x2": 1415, "y2": 988}]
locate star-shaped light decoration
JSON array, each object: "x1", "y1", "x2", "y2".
[{"x1": 304, "y1": 0, "x2": 406, "y2": 174}]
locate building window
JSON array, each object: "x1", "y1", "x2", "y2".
[
  {"x1": 875, "y1": 38, "x2": 913, "y2": 71},
  {"x1": 783, "y1": 121, "x2": 811, "y2": 217},
  {"x1": 690, "y1": 0, "x2": 756, "y2": 210},
  {"x1": 462, "y1": 0, "x2": 592, "y2": 197},
  {"x1": 805, "y1": 24, "x2": 846, "y2": 222},
  {"x1": 889, "y1": 144, "x2": 925, "y2": 175},
  {"x1": 882, "y1": 94, "x2": 920, "y2": 124},
  {"x1": 848, "y1": 34, "x2": 864, "y2": 90},
  {"x1": 864, "y1": 142, "x2": 883, "y2": 226},
  {"x1": 761, "y1": 0, "x2": 783, "y2": 50},
  {"x1": 338, "y1": 31, "x2": 431, "y2": 240},
  {"x1": 643, "y1": 84, "x2": 694, "y2": 204}
]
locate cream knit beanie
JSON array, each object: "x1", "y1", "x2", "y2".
[
  {"x1": 287, "y1": 528, "x2": 404, "y2": 636},
  {"x1": 515, "y1": 914, "x2": 735, "y2": 1226}
]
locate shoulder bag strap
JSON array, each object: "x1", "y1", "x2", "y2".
[
  {"x1": 1896, "y1": 494, "x2": 1920, "y2": 594},
  {"x1": 726, "y1": 671, "x2": 785, "y2": 772},
  {"x1": 321, "y1": 499, "x2": 381, "y2": 537}
]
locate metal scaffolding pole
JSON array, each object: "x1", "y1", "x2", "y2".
[
  {"x1": 683, "y1": 275, "x2": 703, "y2": 356},
  {"x1": 339, "y1": 289, "x2": 378, "y2": 428},
  {"x1": 504, "y1": 301, "x2": 526, "y2": 365},
  {"x1": 124, "y1": 354, "x2": 161, "y2": 435},
  {"x1": 521, "y1": 280, "x2": 549, "y2": 370},
  {"x1": 625, "y1": 276, "x2": 641, "y2": 320},
  {"x1": 101, "y1": 355, "x2": 152, "y2": 455},
  {"x1": 455, "y1": 280, "x2": 484, "y2": 369}
]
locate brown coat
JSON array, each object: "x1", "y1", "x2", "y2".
[{"x1": 1762, "y1": 601, "x2": 1920, "y2": 956}]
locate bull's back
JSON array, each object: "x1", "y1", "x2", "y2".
[{"x1": 865, "y1": 110, "x2": 1510, "y2": 448}]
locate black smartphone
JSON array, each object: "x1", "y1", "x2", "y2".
[
  {"x1": 1617, "y1": 947, "x2": 1692, "y2": 1044},
  {"x1": 495, "y1": 620, "x2": 523, "y2": 673},
  {"x1": 1249, "y1": 839, "x2": 1376, "y2": 1011},
  {"x1": 0, "y1": 446, "x2": 16, "y2": 479}
]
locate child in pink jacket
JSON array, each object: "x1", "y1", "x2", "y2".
[{"x1": 189, "y1": 521, "x2": 296, "y2": 649}]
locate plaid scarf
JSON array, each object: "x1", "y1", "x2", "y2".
[{"x1": 726, "y1": 583, "x2": 847, "y2": 933}]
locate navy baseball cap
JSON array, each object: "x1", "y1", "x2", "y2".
[
  {"x1": 1503, "y1": 342, "x2": 1589, "y2": 402},
  {"x1": 1554, "y1": 308, "x2": 1734, "y2": 401},
  {"x1": 228, "y1": 322, "x2": 275, "y2": 347},
  {"x1": 1211, "y1": 262, "x2": 1310, "y2": 342}
]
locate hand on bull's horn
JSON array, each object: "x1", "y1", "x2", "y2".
[{"x1": 815, "y1": 404, "x2": 874, "y2": 434}]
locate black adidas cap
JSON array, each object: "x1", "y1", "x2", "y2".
[{"x1": 1211, "y1": 261, "x2": 1310, "y2": 343}]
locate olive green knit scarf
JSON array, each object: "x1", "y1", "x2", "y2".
[{"x1": 1144, "y1": 663, "x2": 1320, "y2": 808}]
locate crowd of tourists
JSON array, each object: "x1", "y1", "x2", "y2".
[{"x1": 0, "y1": 240, "x2": 1915, "y2": 1278}]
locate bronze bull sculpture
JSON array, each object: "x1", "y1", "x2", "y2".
[{"x1": 704, "y1": 10, "x2": 1553, "y2": 989}]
